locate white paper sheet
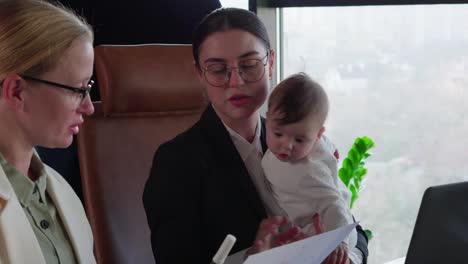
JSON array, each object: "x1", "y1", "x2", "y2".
[
  {"x1": 225, "y1": 249, "x2": 247, "y2": 264},
  {"x1": 243, "y1": 222, "x2": 358, "y2": 264}
]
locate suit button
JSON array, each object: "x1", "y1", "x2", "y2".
[{"x1": 40, "y1": 220, "x2": 49, "y2": 229}]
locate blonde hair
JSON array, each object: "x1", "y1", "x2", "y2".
[{"x1": 0, "y1": 0, "x2": 93, "y2": 81}]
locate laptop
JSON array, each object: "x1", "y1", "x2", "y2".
[{"x1": 405, "y1": 181, "x2": 468, "y2": 264}]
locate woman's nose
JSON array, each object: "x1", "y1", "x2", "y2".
[
  {"x1": 227, "y1": 68, "x2": 245, "y2": 88},
  {"x1": 79, "y1": 95, "x2": 94, "y2": 116}
]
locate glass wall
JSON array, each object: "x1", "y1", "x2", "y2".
[{"x1": 282, "y1": 4, "x2": 468, "y2": 263}]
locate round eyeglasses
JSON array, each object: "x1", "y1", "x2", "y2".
[
  {"x1": 21, "y1": 75, "x2": 94, "y2": 105},
  {"x1": 201, "y1": 54, "x2": 269, "y2": 87}
]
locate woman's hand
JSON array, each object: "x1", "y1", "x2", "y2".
[
  {"x1": 245, "y1": 216, "x2": 302, "y2": 257},
  {"x1": 311, "y1": 214, "x2": 350, "y2": 264},
  {"x1": 245, "y1": 214, "x2": 350, "y2": 264}
]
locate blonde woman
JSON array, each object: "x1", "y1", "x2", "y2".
[{"x1": 0, "y1": 0, "x2": 96, "y2": 263}]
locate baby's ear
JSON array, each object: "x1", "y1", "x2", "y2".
[{"x1": 317, "y1": 126, "x2": 325, "y2": 140}]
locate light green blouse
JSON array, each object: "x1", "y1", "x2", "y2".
[{"x1": 0, "y1": 152, "x2": 77, "y2": 264}]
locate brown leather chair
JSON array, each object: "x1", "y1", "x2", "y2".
[{"x1": 77, "y1": 44, "x2": 207, "y2": 264}]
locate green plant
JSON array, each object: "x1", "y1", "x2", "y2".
[{"x1": 338, "y1": 136, "x2": 375, "y2": 239}]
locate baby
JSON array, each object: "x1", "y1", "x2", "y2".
[{"x1": 262, "y1": 72, "x2": 357, "y2": 251}]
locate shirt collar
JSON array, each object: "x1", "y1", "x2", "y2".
[
  {"x1": 0, "y1": 151, "x2": 48, "y2": 207},
  {"x1": 221, "y1": 114, "x2": 263, "y2": 161}
]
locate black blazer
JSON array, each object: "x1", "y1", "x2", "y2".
[{"x1": 143, "y1": 105, "x2": 369, "y2": 264}]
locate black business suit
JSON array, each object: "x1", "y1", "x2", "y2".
[{"x1": 143, "y1": 105, "x2": 369, "y2": 264}]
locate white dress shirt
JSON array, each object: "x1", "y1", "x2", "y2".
[{"x1": 222, "y1": 116, "x2": 286, "y2": 217}]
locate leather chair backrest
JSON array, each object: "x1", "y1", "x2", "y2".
[{"x1": 77, "y1": 44, "x2": 207, "y2": 264}]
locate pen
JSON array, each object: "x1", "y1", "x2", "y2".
[{"x1": 211, "y1": 234, "x2": 237, "y2": 264}]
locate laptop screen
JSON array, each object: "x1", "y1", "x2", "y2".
[{"x1": 405, "y1": 181, "x2": 468, "y2": 264}]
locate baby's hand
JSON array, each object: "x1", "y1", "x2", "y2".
[
  {"x1": 333, "y1": 149, "x2": 340, "y2": 160},
  {"x1": 311, "y1": 214, "x2": 350, "y2": 264}
]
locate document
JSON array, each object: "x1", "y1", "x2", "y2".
[{"x1": 243, "y1": 222, "x2": 358, "y2": 264}]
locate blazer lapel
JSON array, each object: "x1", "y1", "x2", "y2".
[
  {"x1": 199, "y1": 105, "x2": 267, "y2": 219},
  {"x1": 0, "y1": 168, "x2": 12, "y2": 212},
  {"x1": 46, "y1": 169, "x2": 92, "y2": 264},
  {"x1": 0, "y1": 166, "x2": 46, "y2": 264}
]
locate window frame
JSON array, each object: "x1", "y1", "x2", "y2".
[
  {"x1": 253, "y1": 0, "x2": 468, "y2": 81},
  {"x1": 260, "y1": 0, "x2": 468, "y2": 7}
]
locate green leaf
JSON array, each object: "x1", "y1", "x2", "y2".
[
  {"x1": 354, "y1": 137, "x2": 363, "y2": 144},
  {"x1": 342, "y1": 158, "x2": 353, "y2": 171},
  {"x1": 356, "y1": 168, "x2": 367, "y2": 182},
  {"x1": 353, "y1": 177, "x2": 360, "y2": 190},
  {"x1": 355, "y1": 138, "x2": 367, "y2": 153},
  {"x1": 338, "y1": 136, "x2": 375, "y2": 210},
  {"x1": 365, "y1": 229, "x2": 373, "y2": 240},
  {"x1": 349, "y1": 184, "x2": 357, "y2": 196},
  {"x1": 339, "y1": 168, "x2": 352, "y2": 186},
  {"x1": 348, "y1": 148, "x2": 361, "y2": 166},
  {"x1": 350, "y1": 195, "x2": 357, "y2": 209},
  {"x1": 349, "y1": 185, "x2": 358, "y2": 208},
  {"x1": 362, "y1": 136, "x2": 375, "y2": 148}
]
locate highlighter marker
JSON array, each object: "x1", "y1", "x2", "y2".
[{"x1": 211, "y1": 234, "x2": 237, "y2": 264}]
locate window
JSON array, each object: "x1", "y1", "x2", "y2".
[{"x1": 281, "y1": 4, "x2": 468, "y2": 263}]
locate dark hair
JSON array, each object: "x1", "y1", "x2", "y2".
[
  {"x1": 268, "y1": 73, "x2": 329, "y2": 126},
  {"x1": 192, "y1": 7, "x2": 271, "y2": 69}
]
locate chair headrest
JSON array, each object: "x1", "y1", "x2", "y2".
[{"x1": 94, "y1": 44, "x2": 206, "y2": 116}]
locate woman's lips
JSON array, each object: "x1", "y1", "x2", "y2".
[
  {"x1": 69, "y1": 125, "x2": 79, "y2": 134},
  {"x1": 228, "y1": 94, "x2": 251, "y2": 106},
  {"x1": 69, "y1": 122, "x2": 82, "y2": 134}
]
